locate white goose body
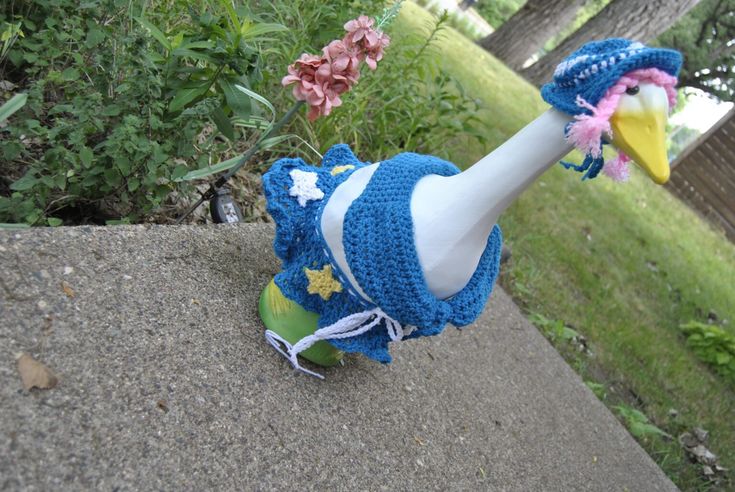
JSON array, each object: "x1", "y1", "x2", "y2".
[
  {"x1": 321, "y1": 82, "x2": 670, "y2": 302},
  {"x1": 321, "y1": 109, "x2": 574, "y2": 300},
  {"x1": 411, "y1": 109, "x2": 574, "y2": 298}
]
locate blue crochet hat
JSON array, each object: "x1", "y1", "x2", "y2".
[
  {"x1": 541, "y1": 38, "x2": 682, "y2": 180},
  {"x1": 542, "y1": 38, "x2": 682, "y2": 117}
]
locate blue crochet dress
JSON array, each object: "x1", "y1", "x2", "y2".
[{"x1": 262, "y1": 144, "x2": 503, "y2": 363}]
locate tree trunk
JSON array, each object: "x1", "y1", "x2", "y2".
[
  {"x1": 478, "y1": 0, "x2": 588, "y2": 72},
  {"x1": 521, "y1": 0, "x2": 702, "y2": 87}
]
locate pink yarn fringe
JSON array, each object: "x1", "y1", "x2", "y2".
[
  {"x1": 565, "y1": 68, "x2": 678, "y2": 179},
  {"x1": 603, "y1": 152, "x2": 631, "y2": 182},
  {"x1": 566, "y1": 95, "x2": 612, "y2": 158}
]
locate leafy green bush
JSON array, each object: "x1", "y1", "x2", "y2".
[
  {"x1": 681, "y1": 321, "x2": 735, "y2": 384},
  {"x1": 135, "y1": 2, "x2": 286, "y2": 139},
  {"x1": 0, "y1": 0, "x2": 279, "y2": 224}
]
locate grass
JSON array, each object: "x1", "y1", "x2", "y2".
[{"x1": 396, "y1": 3, "x2": 735, "y2": 489}]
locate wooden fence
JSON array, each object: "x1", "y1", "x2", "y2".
[{"x1": 667, "y1": 108, "x2": 735, "y2": 242}]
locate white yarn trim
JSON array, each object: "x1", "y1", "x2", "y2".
[
  {"x1": 265, "y1": 308, "x2": 403, "y2": 379},
  {"x1": 554, "y1": 54, "x2": 590, "y2": 77},
  {"x1": 289, "y1": 169, "x2": 324, "y2": 207}
]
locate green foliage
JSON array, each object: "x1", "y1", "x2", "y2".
[
  {"x1": 2, "y1": 0, "x2": 481, "y2": 224},
  {"x1": 135, "y1": 0, "x2": 285, "y2": 124},
  {"x1": 528, "y1": 312, "x2": 581, "y2": 344},
  {"x1": 656, "y1": 0, "x2": 735, "y2": 101},
  {"x1": 615, "y1": 405, "x2": 672, "y2": 440},
  {"x1": 0, "y1": 92, "x2": 26, "y2": 122},
  {"x1": 375, "y1": 1, "x2": 405, "y2": 29},
  {"x1": 1, "y1": 20, "x2": 24, "y2": 63},
  {"x1": 585, "y1": 381, "x2": 607, "y2": 400},
  {"x1": 475, "y1": 0, "x2": 524, "y2": 28},
  {"x1": 0, "y1": 0, "x2": 282, "y2": 224},
  {"x1": 681, "y1": 321, "x2": 735, "y2": 384},
  {"x1": 2, "y1": 0, "x2": 186, "y2": 224}
]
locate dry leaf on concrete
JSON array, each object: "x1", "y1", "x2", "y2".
[
  {"x1": 16, "y1": 353, "x2": 59, "y2": 390},
  {"x1": 157, "y1": 399, "x2": 169, "y2": 413},
  {"x1": 61, "y1": 281, "x2": 75, "y2": 298}
]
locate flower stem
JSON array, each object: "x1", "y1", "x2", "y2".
[
  {"x1": 376, "y1": 0, "x2": 404, "y2": 30},
  {"x1": 407, "y1": 10, "x2": 448, "y2": 70},
  {"x1": 174, "y1": 100, "x2": 305, "y2": 224},
  {"x1": 216, "y1": 100, "x2": 304, "y2": 185}
]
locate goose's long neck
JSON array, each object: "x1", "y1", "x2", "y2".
[
  {"x1": 411, "y1": 109, "x2": 574, "y2": 299},
  {"x1": 461, "y1": 109, "x2": 574, "y2": 211}
]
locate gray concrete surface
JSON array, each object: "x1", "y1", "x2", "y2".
[{"x1": 0, "y1": 224, "x2": 676, "y2": 491}]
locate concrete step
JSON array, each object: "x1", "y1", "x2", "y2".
[{"x1": 0, "y1": 224, "x2": 676, "y2": 491}]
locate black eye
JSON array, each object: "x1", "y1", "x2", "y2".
[{"x1": 626, "y1": 85, "x2": 640, "y2": 95}]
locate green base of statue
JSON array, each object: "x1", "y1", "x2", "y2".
[{"x1": 258, "y1": 279, "x2": 344, "y2": 367}]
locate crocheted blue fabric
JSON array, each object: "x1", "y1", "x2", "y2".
[
  {"x1": 558, "y1": 150, "x2": 606, "y2": 181},
  {"x1": 262, "y1": 144, "x2": 503, "y2": 363},
  {"x1": 541, "y1": 38, "x2": 682, "y2": 116}
]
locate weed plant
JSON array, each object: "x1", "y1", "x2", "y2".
[{"x1": 681, "y1": 321, "x2": 735, "y2": 385}]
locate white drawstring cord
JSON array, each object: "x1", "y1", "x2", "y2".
[{"x1": 264, "y1": 308, "x2": 402, "y2": 379}]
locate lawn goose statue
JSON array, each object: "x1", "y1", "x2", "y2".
[{"x1": 260, "y1": 38, "x2": 682, "y2": 378}]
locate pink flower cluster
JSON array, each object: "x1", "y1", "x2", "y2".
[
  {"x1": 344, "y1": 15, "x2": 391, "y2": 70},
  {"x1": 282, "y1": 15, "x2": 390, "y2": 121}
]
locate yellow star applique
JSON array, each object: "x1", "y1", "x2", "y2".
[
  {"x1": 304, "y1": 264, "x2": 343, "y2": 301},
  {"x1": 330, "y1": 165, "x2": 355, "y2": 176}
]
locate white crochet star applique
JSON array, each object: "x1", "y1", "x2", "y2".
[{"x1": 289, "y1": 169, "x2": 324, "y2": 207}]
